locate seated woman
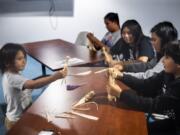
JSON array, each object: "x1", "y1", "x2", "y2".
[
  {"x1": 110, "y1": 19, "x2": 155, "y2": 63},
  {"x1": 87, "y1": 12, "x2": 121, "y2": 51},
  {"x1": 107, "y1": 41, "x2": 180, "y2": 135}
]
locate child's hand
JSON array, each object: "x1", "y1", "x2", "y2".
[
  {"x1": 59, "y1": 56, "x2": 69, "y2": 78},
  {"x1": 59, "y1": 66, "x2": 68, "y2": 78}
]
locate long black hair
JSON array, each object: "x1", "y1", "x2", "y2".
[
  {"x1": 121, "y1": 19, "x2": 144, "y2": 45},
  {"x1": 0, "y1": 43, "x2": 26, "y2": 73},
  {"x1": 164, "y1": 41, "x2": 180, "y2": 64},
  {"x1": 151, "y1": 21, "x2": 178, "y2": 54}
]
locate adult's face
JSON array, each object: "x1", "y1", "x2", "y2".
[
  {"x1": 151, "y1": 32, "x2": 161, "y2": 53},
  {"x1": 104, "y1": 19, "x2": 116, "y2": 32},
  {"x1": 122, "y1": 27, "x2": 134, "y2": 44}
]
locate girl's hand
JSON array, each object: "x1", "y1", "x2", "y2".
[{"x1": 59, "y1": 65, "x2": 68, "y2": 78}]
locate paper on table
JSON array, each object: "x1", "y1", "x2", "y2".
[
  {"x1": 152, "y1": 113, "x2": 169, "y2": 120},
  {"x1": 94, "y1": 69, "x2": 107, "y2": 74},
  {"x1": 76, "y1": 70, "x2": 92, "y2": 75},
  {"x1": 70, "y1": 111, "x2": 99, "y2": 121},
  {"x1": 38, "y1": 131, "x2": 55, "y2": 135},
  {"x1": 54, "y1": 58, "x2": 85, "y2": 67},
  {"x1": 68, "y1": 70, "x2": 92, "y2": 76}
]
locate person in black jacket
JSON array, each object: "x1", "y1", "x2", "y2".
[{"x1": 107, "y1": 41, "x2": 180, "y2": 135}]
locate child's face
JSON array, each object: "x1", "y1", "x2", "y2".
[
  {"x1": 14, "y1": 50, "x2": 26, "y2": 72},
  {"x1": 163, "y1": 55, "x2": 178, "y2": 74}
]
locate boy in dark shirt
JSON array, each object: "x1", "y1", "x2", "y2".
[{"x1": 107, "y1": 41, "x2": 180, "y2": 135}]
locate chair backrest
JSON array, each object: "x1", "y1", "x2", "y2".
[
  {"x1": 75, "y1": 31, "x2": 91, "y2": 46},
  {"x1": 75, "y1": 31, "x2": 97, "y2": 51}
]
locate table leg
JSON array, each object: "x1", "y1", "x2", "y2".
[{"x1": 42, "y1": 64, "x2": 46, "y2": 76}]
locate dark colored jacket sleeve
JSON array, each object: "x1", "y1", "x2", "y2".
[
  {"x1": 119, "y1": 89, "x2": 179, "y2": 114},
  {"x1": 118, "y1": 72, "x2": 180, "y2": 114},
  {"x1": 119, "y1": 72, "x2": 164, "y2": 97},
  {"x1": 123, "y1": 58, "x2": 157, "y2": 73},
  {"x1": 120, "y1": 71, "x2": 163, "y2": 91}
]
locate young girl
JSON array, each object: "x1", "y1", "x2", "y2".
[
  {"x1": 110, "y1": 19, "x2": 154, "y2": 62},
  {"x1": 108, "y1": 41, "x2": 180, "y2": 135},
  {"x1": 0, "y1": 43, "x2": 67, "y2": 130}
]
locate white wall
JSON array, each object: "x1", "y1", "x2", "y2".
[{"x1": 0, "y1": 0, "x2": 180, "y2": 45}]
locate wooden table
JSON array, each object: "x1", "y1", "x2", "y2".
[
  {"x1": 23, "y1": 39, "x2": 103, "y2": 75},
  {"x1": 7, "y1": 67, "x2": 148, "y2": 135}
]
